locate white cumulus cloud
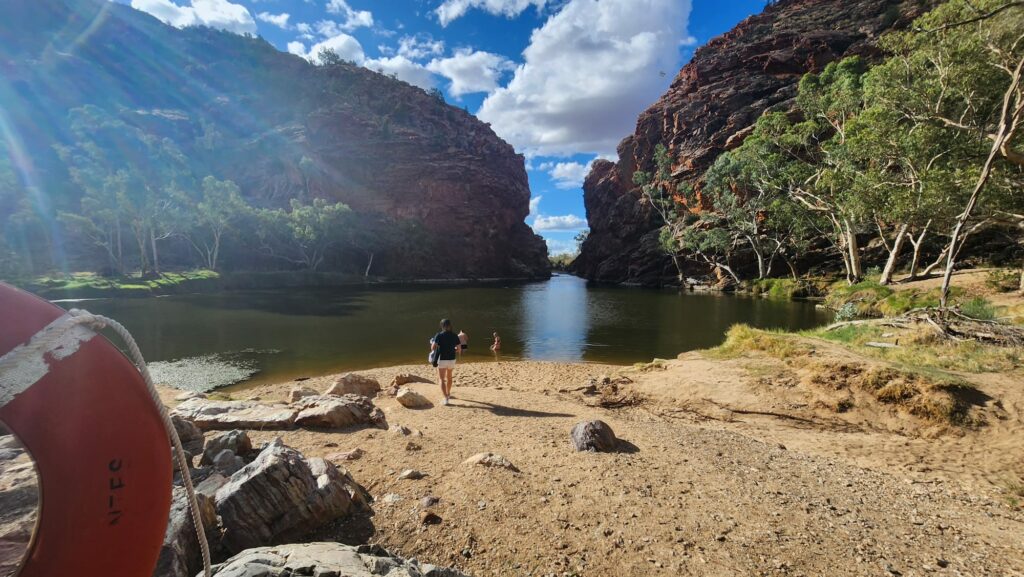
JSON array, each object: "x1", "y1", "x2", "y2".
[
  {"x1": 289, "y1": 33, "x2": 365, "y2": 64},
  {"x1": 533, "y1": 214, "x2": 587, "y2": 231},
  {"x1": 436, "y1": 0, "x2": 547, "y2": 26},
  {"x1": 325, "y1": 0, "x2": 374, "y2": 31},
  {"x1": 364, "y1": 55, "x2": 436, "y2": 90},
  {"x1": 477, "y1": 0, "x2": 692, "y2": 157},
  {"x1": 544, "y1": 237, "x2": 579, "y2": 256},
  {"x1": 131, "y1": 0, "x2": 257, "y2": 34},
  {"x1": 529, "y1": 195, "x2": 542, "y2": 218},
  {"x1": 427, "y1": 48, "x2": 514, "y2": 97},
  {"x1": 539, "y1": 160, "x2": 593, "y2": 189},
  {"x1": 396, "y1": 34, "x2": 446, "y2": 60},
  {"x1": 256, "y1": 11, "x2": 290, "y2": 29}
]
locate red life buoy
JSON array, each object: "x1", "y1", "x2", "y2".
[{"x1": 0, "y1": 282, "x2": 171, "y2": 577}]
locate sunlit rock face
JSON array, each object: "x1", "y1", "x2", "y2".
[
  {"x1": 572, "y1": 0, "x2": 935, "y2": 286},
  {"x1": 0, "y1": 0, "x2": 550, "y2": 280}
]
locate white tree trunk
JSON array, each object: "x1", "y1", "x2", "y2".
[
  {"x1": 879, "y1": 223, "x2": 909, "y2": 285},
  {"x1": 844, "y1": 220, "x2": 862, "y2": 284}
]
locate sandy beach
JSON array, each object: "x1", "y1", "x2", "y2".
[{"x1": 159, "y1": 347, "x2": 1024, "y2": 577}]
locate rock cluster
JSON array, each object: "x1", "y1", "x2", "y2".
[
  {"x1": 155, "y1": 425, "x2": 371, "y2": 577},
  {"x1": 573, "y1": 0, "x2": 933, "y2": 285},
  {"x1": 396, "y1": 387, "x2": 432, "y2": 409},
  {"x1": 208, "y1": 542, "x2": 467, "y2": 577}
]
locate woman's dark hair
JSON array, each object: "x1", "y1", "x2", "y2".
[{"x1": 440, "y1": 318, "x2": 452, "y2": 332}]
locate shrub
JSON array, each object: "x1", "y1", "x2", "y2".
[
  {"x1": 834, "y1": 302, "x2": 859, "y2": 322},
  {"x1": 960, "y1": 297, "x2": 996, "y2": 321}
]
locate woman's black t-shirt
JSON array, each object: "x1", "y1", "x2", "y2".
[{"x1": 433, "y1": 331, "x2": 461, "y2": 361}]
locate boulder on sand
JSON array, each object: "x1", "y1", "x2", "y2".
[
  {"x1": 325, "y1": 373, "x2": 381, "y2": 398},
  {"x1": 171, "y1": 398, "x2": 297, "y2": 431},
  {"x1": 570, "y1": 420, "x2": 619, "y2": 452},
  {"x1": 396, "y1": 387, "x2": 432, "y2": 409},
  {"x1": 201, "y1": 430, "x2": 253, "y2": 466},
  {"x1": 208, "y1": 542, "x2": 467, "y2": 577},
  {"x1": 293, "y1": 395, "x2": 387, "y2": 429},
  {"x1": 214, "y1": 439, "x2": 369, "y2": 553}
]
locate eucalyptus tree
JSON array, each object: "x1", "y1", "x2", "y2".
[
  {"x1": 255, "y1": 198, "x2": 353, "y2": 272},
  {"x1": 178, "y1": 176, "x2": 249, "y2": 271},
  {"x1": 875, "y1": 0, "x2": 1024, "y2": 304}
]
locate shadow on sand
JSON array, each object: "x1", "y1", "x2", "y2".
[{"x1": 448, "y1": 398, "x2": 575, "y2": 418}]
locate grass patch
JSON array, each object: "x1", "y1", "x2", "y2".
[
  {"x1": 960, "y1": 297, "x2": 997, "y2": 321},
  {"x1": 707, "y1": 324, "x2": 814, "y2": 360},
  {"x1": 809, "y1": 324, "x2": 1022, "y2": 374},
  {"x1": 23, "y1": 270, "x2": 220, "y2": 297},
  {"x1": 749, "y1": 278, "x2": 813, "y2": 300},
  {"x1": 824, "y1": 279, "x2": 969, "y2": 318}
]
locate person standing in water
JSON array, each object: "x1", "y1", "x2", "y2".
[
  {"x1": 458, "y1": 329, "x2": 468, "y2": 351},
  {"x1": 431, "y1": 319, "x2": 461, "y2": 405},
  {"x1": 490, "y1": 331, "x2": 501, "y2": 351}
]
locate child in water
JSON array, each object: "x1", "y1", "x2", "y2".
[
  {"x1": 458, "y1": 330, "x2": 468, "y2": 351},
  {"x1": 490, "y1": 332, "x2": 501, "y2": 351}
]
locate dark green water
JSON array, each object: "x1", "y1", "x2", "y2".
[{"x1": 66, "y1": 274, "x2": 829, "y2": 389}]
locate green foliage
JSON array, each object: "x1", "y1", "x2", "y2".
[
  {"x1": 960, "y1": 297, "x2": 997, "y2": 321},
  {"x1": 255, "y1": 198, "x2": 353, "y2": 271},
  {"x1": 834, "y1": 302, "x2": 859, "y2": 322},
  {"x1": 750, "y1": 278, "x2": 810, "y2": 300}
]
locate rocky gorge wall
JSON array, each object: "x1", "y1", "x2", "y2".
[
  {"x1": 0, "y1": 0, "x2": 549, "y2": 280},
  {"x1": 572, "y1": 0, "x2": 934, "y2": 286}
]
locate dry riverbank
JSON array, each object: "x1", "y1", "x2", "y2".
[{"x1": 159, "y1": 343, "x2": 1024, "y2": 576}]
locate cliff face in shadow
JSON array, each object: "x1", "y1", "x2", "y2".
[
  {"x1": 0, "y1": 0, "x2": 549, "y2": 279},
  {"x1": 572, "y1": 0, "x2": 933, "y2": 286}
]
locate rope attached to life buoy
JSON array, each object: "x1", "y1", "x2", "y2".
[{"x1": 0, "y1": 308, "x2": 213, "y2": 577}]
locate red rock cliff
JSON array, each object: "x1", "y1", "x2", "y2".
[{"x1": 572, "y1": 0, "x2": 933, "y2": 286}]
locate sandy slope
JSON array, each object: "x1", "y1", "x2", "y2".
[{"x1": 177, "y1": 356, "x2": 1024, "y2": 577}]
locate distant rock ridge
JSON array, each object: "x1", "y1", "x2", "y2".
[
  {"x1": 572, "y1": 0, "x2": 935, "y2": 286},
  {"x1": 0, "y1": 0, "x2": 549, "y2": 280}
]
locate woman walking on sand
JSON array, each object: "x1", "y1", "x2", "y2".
[{"x1": 431, "y1": 319, "x2": 461, "y2": 405}]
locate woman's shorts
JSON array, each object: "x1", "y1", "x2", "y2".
[{"x1": 437, "y1": 359, "x2": 456, "y2": 369}]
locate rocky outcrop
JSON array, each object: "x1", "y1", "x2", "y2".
[
  {"x1": 173, "y1": 399, "x2": 298, "y2": 431},
  {"x1": 209, "y1": 542, "x2": 468, "y2": 577},
  {"x1": 1, "y1": 0, "x2": 549, "y2": 280},
  {"x1": 214, "y1": 439, "x2": 370, "y2": 553},
  {"x1": 573, "y1": 0, "x2": 934, "y2": 286},
  {"x1": 171, "y1": 395, "x2": 385, "y2": 431},
  {"x1": 293, "y1": 395, "x2": 387, "y2": 429}
]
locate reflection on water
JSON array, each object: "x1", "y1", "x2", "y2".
[
  {"x1": 76, "y1": 274, "x2": 829, "y2": 388},
  {"x1": 520, "y1": 276, "x2": 590, "y2": 360}
]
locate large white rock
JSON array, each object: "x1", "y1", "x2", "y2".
[
  {"x1": 208, "y1": 542, "x2": 467, "y2": 576},
  {"x1": 396, "y1": 387, "x2": 432, "y2": 409},
  {"x1": 292, "y1": 395, "x2": 387, "y2": 429},
  {"x1": 324, "y1": 373, "x2": 381, "y2": 398},
  {"x1": 171, "y1": 399, "x2": 297, "y2": 431}
]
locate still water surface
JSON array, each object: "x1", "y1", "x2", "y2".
[{"x1": 75, "y1": 274, "x2": 829, "y2": 388}]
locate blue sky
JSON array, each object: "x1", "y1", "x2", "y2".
[{"x1": 122, "y1": 0, "x2": 766, "y2": 255}]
